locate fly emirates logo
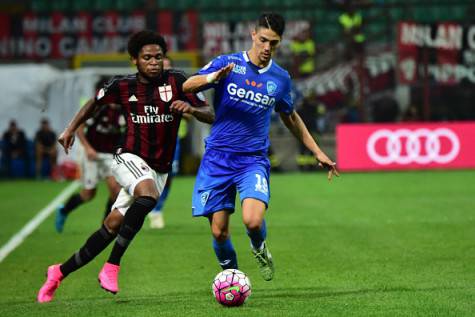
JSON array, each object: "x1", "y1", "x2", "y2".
[
  {"x1": 227, "y1": 83, "x2": 275, "y2": 108},
  {"x1": 131, "y1": 105, "x2": 174, "y2": 124}
]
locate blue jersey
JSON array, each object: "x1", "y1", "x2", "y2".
[{"x1": 198, "y1": 51, "x2": 294, "y2": 154}]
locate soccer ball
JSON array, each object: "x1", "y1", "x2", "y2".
[{"x1": 212, "y1": 269, "x2": 251, "y2": 306}]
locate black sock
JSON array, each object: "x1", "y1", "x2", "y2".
[
  {"x1": 60, "y1": 225, "x2": 116, "y2": 277},
  {"x1": 62, "y1": 193, "x2": 84, "y2": 215},
  {"x1": 107, "y1": 196, "x2": 156, "y2": 265},
  {"x1": 103, "y1": 198, "x2": 114, "y2": 220}
]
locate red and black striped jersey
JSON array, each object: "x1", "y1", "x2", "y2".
[
  {"x1": 95, "y1": 70, "x2": 207, "y2": 172},
  {"x1": 85, "y1": 104, "x2": 125, "y2": 154}
]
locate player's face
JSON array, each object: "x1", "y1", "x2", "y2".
[
  {"x1": 133, "y1": 44, "x2": 164, "y2": 79},
  {"x1": 251, "y1": 27, "x2": 281, "y2": 65}
]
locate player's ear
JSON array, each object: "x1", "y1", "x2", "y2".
[
  {"x1": 251, "y1": 28, "x2": 257, "y2": 41},
  {"x1": 131, "y1": 56, "x2": 137, "y2": 66}
]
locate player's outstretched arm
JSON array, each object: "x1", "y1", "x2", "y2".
[
  {"x1": 170, "y1": 101, "x2": 215, "y2": 124},
  {"x1": 280, "y1": 111, "x2": 339, "y2": 180},
  {"x1": 58, "y1": 98, "x2": 100, "y2": 154},
  {"x1": 182, "y1": 63, "x2": 235, "y2": 93}
]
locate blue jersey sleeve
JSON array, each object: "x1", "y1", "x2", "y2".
[
  {"x1": 197, "y1": 56, "x2": 227, "y2": 75},
  {"x1": 274, "y1": 76, "x2": 293, "y2": 115},
  {"x1": 195, "y1": 56, "x2": 227, "y2": 90}
]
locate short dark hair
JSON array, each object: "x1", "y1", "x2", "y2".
[
  {"x1": 257, "y1": 13, "x2": 285, "y2": 37},
  {"x1": 127, "y1": 30, "x2": 168, "y2": 58}
]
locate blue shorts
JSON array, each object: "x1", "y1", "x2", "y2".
[{"x1": 192, "y1": 149, "x2": 271, "y2": 217}]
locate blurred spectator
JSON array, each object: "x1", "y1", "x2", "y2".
[
  {"x1": 296, "y1": 94, "x2": 319, "y2": 170},
  {"x1": 290, "y1": 26, "x2": 316, "y2": 79},
  {"x1": 371, "y1": 95, "x2": 400, "y2": 122},
  {"x1": 402, "y1": 104, "x2": 421, "y2": 122},
  {"x1": 35, "y1": 118, "x2": 57, "y2": 179},
  {"x1": 268, "y1": 146, "x2": 282, "y2": 172},
  {"x1": 2, "y1": 120, "x2": 28, "y2": 177},
  {"x1": 339, "y1": 1, "x2": 365, "y2": 60}
]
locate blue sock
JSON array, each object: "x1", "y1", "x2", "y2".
[
  {"x1": 247, "y1": 219, "x2": 267, "y2": 250},
  {"x1": 212, "y1": 238, "x2": 238, "y2": 269}
]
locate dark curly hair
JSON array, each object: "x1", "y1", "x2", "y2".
[
  {"x1": 257, "y1": 13, "x2": 286, "y2": 37},
  {"x1": 127, "y1": 30, "x2": 168, "y2": 58}
]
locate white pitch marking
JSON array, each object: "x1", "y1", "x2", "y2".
[{"x1": 0, "y1": 181, "x2": 80, "y2": 263}]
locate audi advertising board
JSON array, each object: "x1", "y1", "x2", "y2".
[{"x1": 336, "y1": 122, "x2": 475, "y2": 171}]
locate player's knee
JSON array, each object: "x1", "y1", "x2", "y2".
[
  {"x1": 133, "y1": 179, "x2": 159, "y2": 199},
  {"x1": 135, "y1": 196, "x2": 157, "y2": 214},
  {"x1": 243, "y1": 218, "x2": 262, "y2": 232},
  {"x1": 80, "y1": 189, "x2": 96, "y2": 201},
  {"x1": 103, "y1": 209, "x2": 123, "y2": 234},
  {"x1": 211, "y1": 227, "x2": 229, "y2": 242}
]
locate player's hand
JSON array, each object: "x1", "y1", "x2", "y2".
[
  {"x1": 315, "y1": 151, "x2": 340, "y2": 181},
  {"x1": 170, "y1": 100, "x2": 193, "y2": 114},
  {"x1": 85, "y1": 146, "x2": 98, "y2": 160},
  {"x1": 58, "y1": 129, "x2": 75, "y2": 155},
  {"x1": 207, "y1": 63, "x2": 235, "y2": 83}
]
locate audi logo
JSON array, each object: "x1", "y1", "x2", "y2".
[{"x1": 366, "y1": 128, "x2": 460, "y2": 165}]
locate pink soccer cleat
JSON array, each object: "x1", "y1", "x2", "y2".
[
  {"x1": 37, "y1": 264, "x2": 64, "y2": 303},
  {"x1": 98, "y1": 262, "x2": 120, "y2": 294}
]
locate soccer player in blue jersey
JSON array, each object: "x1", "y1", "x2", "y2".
[{"x1": 183, "y1": 13, "x2": 339, "y2": 281}]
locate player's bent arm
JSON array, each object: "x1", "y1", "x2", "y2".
[
  {"x1": 182, "y1": 74, "x2": 211, "y2": 93},
  {"x1": 189, "y1": 105, "x2": 215, "y2": 124},
  {"x1": 279, "y1": 111, "x2": 324, "y2": 157},
  {"x1": 182, "y1": 63, "x2": 234, "y2": 93},
  {"x1": 170, "y1": 100, "x2": 214, "y2": 124}
]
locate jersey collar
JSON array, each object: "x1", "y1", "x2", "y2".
[{"x1": 242, "y1": 51, "x2": 273, "y2": 74}]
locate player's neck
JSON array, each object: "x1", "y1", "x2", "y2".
[
  {"x1": 246, "y1": 49, "x2": 270, "y2": 68},
  {"x1": 137, "y1": 72, "x2": 163, "y2": 84}
]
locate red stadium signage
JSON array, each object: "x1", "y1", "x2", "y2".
[
  {"x1": 0, "y1": 10, "x2": 199, "y2": 59},
  {"x1": 397, "y1": 21, "x2": 475, "y2": 84},
  {"x1": 337, "y1": 122, "x2": 475, "y2": 171}
]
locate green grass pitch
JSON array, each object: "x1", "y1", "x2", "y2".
[{"x1": 0, "y1": 170, "x2": 474, "y2": 316}]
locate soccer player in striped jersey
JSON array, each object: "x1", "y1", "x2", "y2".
[
  {"x1": 38, "y1": 30, "x2": 214, "y2": 303},
  {"x1": 183, "y1": 13, "x2": 339, "y2": 281},
  {"x1": 55, "y1": 93, "x2": 125, "y2": 233}
]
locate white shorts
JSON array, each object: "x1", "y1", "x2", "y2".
[
  {"x1": 111, "y1": 152, "x2": 168, "y2": 216},
  {"x1": 81, "y1": 153, "x2": 114, "y2": 190}
]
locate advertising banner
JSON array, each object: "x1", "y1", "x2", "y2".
[
  {"x1": 0, "y1": 10, "x2": 199, "y2": 59},
  {"x1": 397, "y1": 21, "x2": 475, "y2": 84},
  {"x1": 337, "y1": 122, "x2": 475, "y2": 171}
]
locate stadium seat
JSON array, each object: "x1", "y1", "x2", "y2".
[
  {"x1": 70, "y1": 0, "x2": 92, "y2": 11},
  {"x1": 92, "y1": 0, "x2": 115, "y2": 11},
  {"x1": 116, "y1": 0, "x2": 142, "y2": 11},
  {"x1": 390, "y1": 7, "x2": 406, "y2": 21},
  {"x1": 11, "y1": 159, "x2": 27, "y2": 178},
  {"x1": 30, "y1": 0, "x2": 51, "y2": 12},
  {"x1": 450, "y1": 5, "x2": 467, "y2": 21}
]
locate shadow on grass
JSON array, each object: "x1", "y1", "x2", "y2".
[
  {"x1": 4, "y1": 285, "x2": 471, "y2": 307},
  {"x1": 257, "y1": 285, "x2": 467, "y2": 300}
]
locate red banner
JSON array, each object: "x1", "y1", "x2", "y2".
[
  {"x1": 156, "y1": 10, "x2": 199, "y2": 52},
  {"x1": 337, "y1": 122, "x2": 475, "y2": 171},
  {"x1": 0, "y1": 10, "x2": 199, "y2": 59},
  {"x1": 397, "y1": 21, "x2": 475, "y2": 84}
]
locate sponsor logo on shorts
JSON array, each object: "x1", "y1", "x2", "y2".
[
  {"x1": 139, "y1": 162, "x2": 150, "y2": 173},
  {"x1": 200, "y1": 191, "x2": 210, "y2": 206}
]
